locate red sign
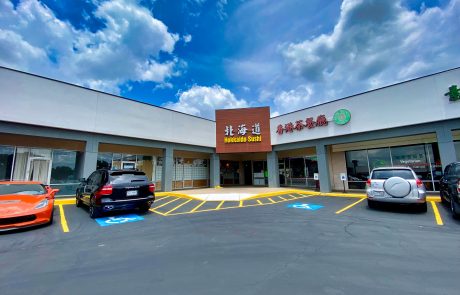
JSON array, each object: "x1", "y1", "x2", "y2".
[
  {"x1": 277, "y1": 115, "x2": 328, "y2": 135},
  {"x1": 216, "y1": 107, "x2": 272, "y2": 153}
]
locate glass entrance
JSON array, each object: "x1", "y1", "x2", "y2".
[{"x1": 26, "y1": 158, "x2": 51, "y2": 183}]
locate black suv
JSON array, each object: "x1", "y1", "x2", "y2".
[
  {"x1": 76, "y1": 169, "x2": 155, "y2": 218},
  {"x1": 439, "y1": 162, "x2": 460, "y2": 219}
]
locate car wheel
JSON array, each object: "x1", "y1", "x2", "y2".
[
  {"x1": 451, "y1": 198, "x2": 460, "y2": 219},
  {"x1": 76, "y1": 195, "x2": 82, "y2": 208},
  {"x1": 48, "y1": 208, "x2": 54, "y2": 225},
  {"x1": 440, "y1": 191, "x2": 447, "y2": 205},
  {"x1": 419, "y1": 202, "x2": 427, "y2": 213},
  {"x1": 89, "y1": 198, "x2": 100, "y2": 219},
  {"x1": 367, "y1": 199, "x2": 376, "y2": 209},
  {"x1": 139, "y1": 203, "x2": 151, "y2": 213}
]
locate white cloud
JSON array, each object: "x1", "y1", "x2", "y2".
[
  {"x1": 0, "y1": 0, "x2": 181, "y2": 93},
  {"x1": 273, "y1": 85, "x2": 314, "y2": 114},
  {"x1": 183, "y1": 34, "x2": 192, "y2": 43},
  {"x1": 281, "y1": 0, "x2": 460, "y2": 102},
  {"x1": 163, "y1": 85, "x2": 249, "y2": 120}
]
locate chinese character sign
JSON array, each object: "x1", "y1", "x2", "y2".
[
  {"x1": 276, "y1": 111, "x2": 349, "y2": 136},
  {"x1": 216, "y1": 107, "x2": 272, "y2": 153},
  {"x1": 445, "y1": 85, "x2": 460, "y2": 102}
]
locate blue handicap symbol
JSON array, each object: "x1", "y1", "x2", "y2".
[
  {"x1": 95, "y1": 214, "x2": 144, "y2": 227},
  {"x1": 287, "y1": 203, "x2": 323, "y2": 211}
]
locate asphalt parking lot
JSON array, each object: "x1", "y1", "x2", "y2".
[{"x1": 1, "y1": 193, "x2": 460, "y2": 295}]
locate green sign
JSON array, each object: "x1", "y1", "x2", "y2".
[
  {"x1": 445, "y1": 85, "x2": 460, "y2": 102},
  {"x1": 333, "y1": 109, "x2": 351, "y2": 125}
]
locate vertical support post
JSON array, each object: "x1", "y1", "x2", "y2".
[
  {"x1": 78, "y1": 136, "x2": 98, "y2": 179},
  {"x1": 267, "y1": 151, "x2": 280, "y2": 188},
  {"x1": 210, "y1": 153, "x2": 220, "y2": 188},
  {"x1": 162, "y1": 146, "x2": 174, "y2": 192},
  {"x1": 436, "y1": 127, "x2": 456, "y2": 170},
  {"x1": 316, "y1": 144, "x2": 332, "y2": 193}
]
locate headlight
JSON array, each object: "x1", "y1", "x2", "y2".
[{"x1": 35, "y1": 199, "x2": 49, "y2": 209}]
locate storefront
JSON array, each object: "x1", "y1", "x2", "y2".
[{"x1": 1, "y1": 66, "x2": 459, "y2": 194}]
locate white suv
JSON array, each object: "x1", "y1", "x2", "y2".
[{"x1": 366, "y1": 167, "x2": 427, "y2": 212}]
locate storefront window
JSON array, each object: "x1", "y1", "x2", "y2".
[
  {"x1": 455, "y1": 141, "x2": 460, "y2": 161},
  {"x1": 112, "y1": 153, "x2": 122, "y2": 170},
  {"x1": 345, "y1": 150, "x2": 369, "y2": 189},
  {"x1": 97, "y1": 153, "x2": 113, "y2": 170},
  {"x1": 367, "y1": 148, "x2": 391, "y2": 170},
  {"x1": 51, "y1": 150, "x2": 77, "y2": 183},
  {"x1": 391, "y1": 144, "x2": 430, "y2": 184},
  {"x1": 0, "y1": 145, "x2": 14, "y2": 180}
]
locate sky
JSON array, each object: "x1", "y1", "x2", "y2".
[{"x1": 0, "y1": 0, "x2": 459, "y2": 120}]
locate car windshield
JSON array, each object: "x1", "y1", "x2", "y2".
[
  {"x1": 0, "y1": 184, "x2": 46, "y2": 196},
  {"x1": 371, "y1": 170, "x2": 415, "y2": 180}
]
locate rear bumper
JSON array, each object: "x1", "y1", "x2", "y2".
[
  {"x1": 367, "y1": 190, "x2": 426, "y2": 204},
  {"x1": 99, "y1": 195, "x2": 155, "y2": 212}
]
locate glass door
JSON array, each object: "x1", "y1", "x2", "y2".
[{"x1": 26, "y1": 158, "x2": 52, "y2": 184}]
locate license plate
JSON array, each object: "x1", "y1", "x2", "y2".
[
  {"x1": 373, "y1": 191, "x2": 384, "y2": 197},
  {"x1": 126, "y1": 190, "x2": 138, "y2": 197}
]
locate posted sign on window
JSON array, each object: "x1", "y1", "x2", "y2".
[{"x1": 216, "y1": 107, "x2": 272, "y2": 153}]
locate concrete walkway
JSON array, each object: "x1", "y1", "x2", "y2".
[{"x1": 164, "y1": 186, "x2": 316, "y2": 201}]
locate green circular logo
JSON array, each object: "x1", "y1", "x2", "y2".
[{"x1": 333, "y1": 109, "x2": 351, "y2": 125}]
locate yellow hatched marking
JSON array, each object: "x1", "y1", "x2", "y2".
[
  {"x1": 279, "y1": 196, "x2": 287, "y2": 201},
  {"x1": 288, "y1": 194, "x2": 298, "y2": 199},
  {"x1": 155, "y1": 196, "x2": 170, "y2": 202},
  {"x1": 256, "y1": 200, "x2": 263, "y2": 205},
  {"x1": 268, "y1": 198, "x2": 276, "y2": 203},
  {"x1": 149, "y1": 209, "x2": 166, "y2": 216},
  {"x1": 58, "y1": 204, "x2": 69, "y2": 233},
  {"x1": 335, "y1": 198, "x2": 366, "y2": 214},
  {"x1": 430, "y1": 201, "x2": 444, "y2": 226},
  {"x1": 165, "y1": 199, "x2": 192, "y2": 215},
  {"x1": 216, "y1": 200, "x2": 225, "y2": 210},
  {"x1": 191, "y1": 201, "x2": 206, "y2": 212},
  {"x1": 152, "y1": 198, "x2": 179, "y2": 210}
]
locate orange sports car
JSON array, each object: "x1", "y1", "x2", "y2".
[{"x1": 0, "y1": 181, "x2": 59, "y2": 232}]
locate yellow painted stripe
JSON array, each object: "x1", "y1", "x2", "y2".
[
  {"x1": 430, "y1": 201, "x2": 444, "y2": 226},
  {"x1": 167, "y1": 195, "x2": 316, "y2": 216},
  {"x1": 149, "y1": 209, "x2": 167, "y2": 216},
  {"x1": 155, "y1": 196, "x2": 170, "y2": 202},
  {"x1": 165, "y1": 199, "x2": 192, "y2": 215},
  {"x1": 268, "y1": 198, "x2": 276, "y2": 203},
  {"x1": 58, "y1": 204, "x2": 69, "y2": 233},
  {"x1": 256, "y1": 200, "x2": 263, "y2": 205},
  {"x1": 152, "y1": 198, "x2": 179, "y2": 210},
  {"x1": 279, "y1": 196, "x2": 287, "y2": 201},
  {"x1": 335, "y1": 198, "x2": 366, "y2": 214},
  {"x1": 239, "y1": 200, "x2": 243, "y2": 207},
  {"x1": 190, "y1": 201, "x2": 206, "y2": 212},
  {"x1": 216, "y1": 200, "x2": 225, "y2": 210},
  {"x1": 288, "y1": 194, "x2": 298, "y2": 199}
]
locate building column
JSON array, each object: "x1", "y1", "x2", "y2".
[
  {"x1": 316, "y1": 144, "x2": 332, "y2": 193},
  {"x1": 267, "y1": 151, "x2": 280, "y2": 188},
  {"x1": 436, "y1": 127, "x2": 457, "y2": 170},
  {"x1": 162, "y1": 146, "x2": 174, "y2": 192},
  {"x1": 210, "y1": 153, "x2": 220, "y2": 187},
  {"x1": 78, "y1": 136, "x2": 98, "y2": 179}
]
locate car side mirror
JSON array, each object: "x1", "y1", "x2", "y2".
[
  {"x1": 47, "y1": 189, "x2": 59, "y2": 199},
  {"x1": 79, "y1": 178, "x2": 86, "y2": 183}
]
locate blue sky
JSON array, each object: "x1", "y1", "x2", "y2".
[{"x1": 0, "y1": 0, "x2": 459, "y2": 119}]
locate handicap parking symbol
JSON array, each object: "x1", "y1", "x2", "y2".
[
  {"x1": 95, "y1": 214, "x2": 144, "y2": 227},
  {"x1": 287, "y1": 203, "x2": 323, "y2": 211}
]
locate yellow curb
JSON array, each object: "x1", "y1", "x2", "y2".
[
  {"x1": 155, "y1": 192, "x2": 202, "y2": 200},
  {"x1": 427, "y1": 196, "x2": 441, "y2": 202},
  {"x1": 54, "y1": 199, "x2": 75, "y2": 205},
  {"x1": 245, "y1": 190, "x2": 320, "y2": 200}
]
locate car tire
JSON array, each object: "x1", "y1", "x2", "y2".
[
  {"x1": 76, "y1": 195, "x2": 82, "y2": 208},
  {"x1": 89, "y1": 198, "x2": 100, "y2": 219},
  {"x1": 139, "y1": 203, "x2": 151, "y2": 213},
  {"x1": 440, "y1": 191, "x2": 447, "y2": 205},
  {"x1": 419, "y1": 202, "x2": 428, "y2": 213},
  {"x1": 451, "y1": 198, "x2": 460, "y2": 219},
  {"x1": 367, "y1": 199, "x2": 376, "y2": 209},
  {"x1": 48, "y1": 208, "x2": 54, "y2": 225}
]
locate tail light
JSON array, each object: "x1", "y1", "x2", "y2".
[
  {"x1": 416, "y1": 179, "x2": 424, "y2": 188},
  {"x1": 149, "y1": 183, "x2": 155, "y2": 193},
  {"x1": 94, "y1": 185, "x2": 113, "y2": 205},
  {"x1": 366, "y1": 178, "x2": 371, "y2": 187}
]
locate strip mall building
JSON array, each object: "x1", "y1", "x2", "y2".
[{"x1": 1, "y1": 66, "x2": 459, "y2": 195}]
